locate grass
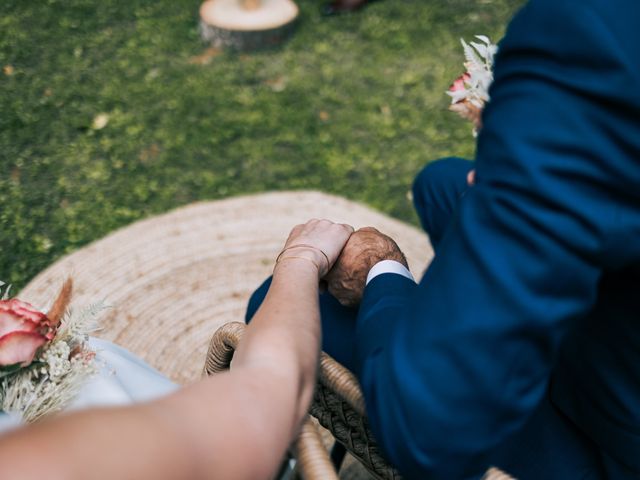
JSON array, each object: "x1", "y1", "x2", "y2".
[{"x1": 0, "y1": 0, "x2": 524, "y2": 290}]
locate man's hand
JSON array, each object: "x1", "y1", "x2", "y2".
[{"x1": 325, "y1": 227, "x2": 408, "y2": 307}]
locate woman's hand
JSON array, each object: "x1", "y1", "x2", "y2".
[{"x1": 277, "y1": 219, "x2": 354, "y2": 277}]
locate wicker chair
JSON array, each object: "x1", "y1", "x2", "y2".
[{"x1": 203, "y1": 322, "x2": 513, "y2": 480}]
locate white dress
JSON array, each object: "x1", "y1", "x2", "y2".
[{"x1": 0, "y1": 338, "x2": 178, "y2": 432}]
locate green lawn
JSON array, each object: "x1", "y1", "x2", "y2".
[{"x1": 0, "y1": 0, "x2": 524, "y2": 289}]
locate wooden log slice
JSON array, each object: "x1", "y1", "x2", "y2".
[{"x1": 200, "y1": 0, "x2": 299, "y2": 51}]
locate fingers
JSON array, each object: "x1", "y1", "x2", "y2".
[
  {"x1": 281, "y1": 219, "x2": 355, "y2": 275},
  {"x1": 305, "y1": 218, "x2": 353, "y2": 232},
  {"x1": 290, "y1": 219, "x2": 353, "y2": 234},
  {"x1": 327, "y1": 283, "x2": 358, "y2": 307},
  {"x1": 290, "y1": 219, "x2": 353, "y2": 236},
  {"x1": 288, "y1": 220, "x2": 354, "y2": 252}
]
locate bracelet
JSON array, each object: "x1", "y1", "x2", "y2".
[
  {"x1": 274, "y1": 255, "x2": 321, "y2": 272},
  {"x1": 276, "y1": 244, "x2": 330, "y2": 272}
]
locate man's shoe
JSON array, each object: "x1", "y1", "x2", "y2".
[{"x1": 322, "y1": 0, "x2": 374, "y2": 16}]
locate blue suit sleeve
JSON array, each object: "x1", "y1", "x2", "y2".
[
  {"x1": 355, "y1": 273, "x2": 418, "y2": 373},
  {"x1": 355, "y1": 0, "x2": 640, "y2": 478}
]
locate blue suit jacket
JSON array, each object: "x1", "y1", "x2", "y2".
[{"x1": 354, "y1": 0, "x2": 640, "y2": 478}]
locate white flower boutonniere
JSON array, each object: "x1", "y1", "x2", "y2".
[{"x1": 447, "y1": 35, "x2": 498, "y2": 135}]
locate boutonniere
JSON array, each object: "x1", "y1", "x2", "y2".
[
  {"x1": 447, "y1": 35, "x2": 497, "y2": 136},
  {"x1": 0, "y1": 279, "x2": 102, "y2": 423}
]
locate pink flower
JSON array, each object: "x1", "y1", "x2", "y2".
[
  {"x1": 0, "y1": 299, "x2": 56, "y2": 367},
  {"x1": 448, "y1": 72, "x2": 471, "y2": 94}
]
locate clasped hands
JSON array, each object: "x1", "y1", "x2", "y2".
[{"x1": 277, "y1": 219, "x2": 408, "y2": 307}]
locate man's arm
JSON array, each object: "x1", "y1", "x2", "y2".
[{"x1": 353, "y1": 1, "x2": 640, "y2": 478}]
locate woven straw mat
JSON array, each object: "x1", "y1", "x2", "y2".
[{"x1": 19, "y1": 191, "x2": 432, "y2": 385}]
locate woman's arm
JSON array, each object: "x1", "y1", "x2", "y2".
[{"x1": 0, "y1": 219, "x2": 353, "y2": 480}]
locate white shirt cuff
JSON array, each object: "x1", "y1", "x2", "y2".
[{"x1": 365, "y1": 260, "x2": 415, "y2": 285}]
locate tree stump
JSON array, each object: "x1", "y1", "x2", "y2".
[{"x1": 199, "y1": 0, "x2": 299, "y2": 51}]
